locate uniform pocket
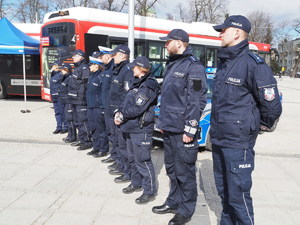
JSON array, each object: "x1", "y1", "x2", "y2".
[
  {"x1": 231, "y1": 160, "x2": 254, "y2": 192},
  {"x1": 218, "y1": 112, "x2": 242, "y2": 140}
]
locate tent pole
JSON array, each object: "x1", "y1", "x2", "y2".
[{"x1": 21, "y1": 53, "x2": 30, "y2": 113}]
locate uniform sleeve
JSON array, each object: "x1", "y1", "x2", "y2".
[
  {"x1": 121, "y1": 80, "x2": 160, "y2": 120},
  {"x1": 184, "y1": 64, "x2": 207, "y2": 137},
  {"x1": 251, "y1": 63, "x2": 282, "y2": 129},
  {"x1": 82, "y1": 65, "x2": 90, "y2": 82}
]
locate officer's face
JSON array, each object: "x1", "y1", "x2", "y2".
[
  {"x1": 89, "y1": 63, "x2": 99, "y2": 72},
  {"x1": 219, "y1": 27, "x2": 238, "y2": 47},
  {"x1": 133, "y1": 66, "x2": 147, "y2": 78},
  {"x1": 72, "y1": 54, "x2": 83, "y2": 63},
  {"x1": 165, "y1": 40, "x2": 179, "y2": 56},
  {"x1": 114, "y1": 52, "x2": 126, "y2": 64}
]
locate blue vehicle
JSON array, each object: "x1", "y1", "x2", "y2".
[{"x1": 153, "y1": 70, "x2": 215, "y2": 150}]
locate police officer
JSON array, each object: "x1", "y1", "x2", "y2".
[
  {"x1": 210, "y1": 15, "x2": 282, "y2": 225},
  {"x1": 105, "y1": 44, "x2": 132, "y2": 184},
  {"x1": 86, "y1": 52, "x2": 110, "y2": 158},
  {"x1": 68, "y1": 49, "x2": 92, "y2": 150},
  {"x1": 58, "y1": 63, "x2": 76, "y2": 143},
  {"x1": 152, "y1": 29, "x2": 207, "y2": 225},
  {"x1": 114, "y1": 56, "x2": 160, "y2": 204},
  {"x1": 50, "y1": 60, "x2": 67, "y2": 134}
]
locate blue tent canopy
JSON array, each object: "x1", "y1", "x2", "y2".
[{"x1": 0, "y1": 17, "x2": 40, "y2": 55}]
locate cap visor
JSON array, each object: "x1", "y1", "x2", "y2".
[
  {"x1": 213, "y1": 24, "x2": 228, "y2": 32},
  {"x1": 127, "y1": 62, "x2": 136, "y2": 68}
]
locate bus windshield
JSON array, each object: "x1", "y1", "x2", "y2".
[{"x1": 41, "y1": 22, "x2": 75, "y2": 92}]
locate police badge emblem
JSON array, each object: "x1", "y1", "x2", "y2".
[
  {"x1": 264, "y1": 87, "x2": 275, "y2": 101},
  {"x1": 136, "y1": 94, "x2": 148, "y2": 106}
]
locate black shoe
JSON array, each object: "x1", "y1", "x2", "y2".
[
  {"x1": 77, "y1": 143, "x2": 92, "y2": 151},
  {"x1": 108, "y1": 162, "x2": 118, "y2": 170},
  {"x1": 60, "y1": 130, "x2": 68, "y2": 134},
  {"x1": 135, "y1": 193, "x2": 156, "y2": 205},
  {"x1": 52, "y1": 129, "x2": 61, "y2": 134},
  {"x1": 64, "y1": 138, "x2": 76, "y2": 143},
  {"x1": 114, "y1": 175, "x2": 130, "y2": 183},
  {"x1": 109, "y1": 169, "x2": 123, "y2": 175},
  {"x1": 87, "y1": 149, "x2": 98, "y2": 155},
  {"x1": 152, "y1": 204, "x2": 177, "y2": 214},
  {"x1": 122, "y1": 184, "x2": 143, "y2": 194},
  {"x1": 93, "y1": 152, "x2": 108, "y2": 158},
  {"x1": 71, "y1": 141, "x2": 81, "y2": 146},
  {"x1": 168, "y1": 214, "x2": 191, "y2": 225},
  {"x1": 101, "y1": 157, "x2": 115, "y2": 163}
]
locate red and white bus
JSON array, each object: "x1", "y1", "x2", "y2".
[{"x1": 40, "y1": 7, "x2": 271, "y2": 101}]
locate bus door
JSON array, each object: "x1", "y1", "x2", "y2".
[{"x1": 84, "y1": 33, "x2": 108, "y2": 60}]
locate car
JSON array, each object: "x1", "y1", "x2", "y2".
[
  {"x1": 295, "y1": 72, "x2": 300, "y2": 78},
  {"x1": 153, "y1": 70, "x2": 215, "y2": 151}
]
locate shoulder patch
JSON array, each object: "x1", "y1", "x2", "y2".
[{"x1": 249, "y1": 53, "x2": 264, "y2": 64}]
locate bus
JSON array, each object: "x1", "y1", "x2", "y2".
[
  {"x1": 0, "y1": 23, "x2": 41, "y2": 99},
  {"x1": 40, "y1": 6, "x2": 271, "y2": 101}
]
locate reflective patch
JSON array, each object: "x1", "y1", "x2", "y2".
[
  {"x1": 135, "y1": 94, "x2": 148, "y2": 106},
  {"x1": 192, "y1": 79, "x2": 202, "y2": 91},
  {"x1": 92, "y1": 82, "x2": 99, "y2": 86},
  {"x1": 124, "y1": 81, "x2": 130, "y2": 91},
  {"x1": 264, "y1": 87, "x2": 275, "y2": 101},
  {"x1": 141, "y1": 142, "x2": 151, "y2": 145},
  {"x1": 184, "y1": 143, "x2": 195, "y2": 148},
  {"x1": 189, "y1": 119, "x2": 198, "y2": 127}
]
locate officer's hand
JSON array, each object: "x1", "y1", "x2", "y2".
[
  {"x1": 183, "y1": 134, "x2": 193, "y2": 143},
  {"x1": 114, "y1": 119, "x2": 121, "y2": 125},
  {"x1": 259, "y1": 125, "x2": 270, "y2": 132}
]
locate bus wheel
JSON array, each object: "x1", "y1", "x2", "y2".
[{"x1": 0, "y1": 80, "x2": 7, "y2": 99}]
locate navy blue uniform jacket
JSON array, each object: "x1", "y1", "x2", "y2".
[
  {"x1": 156, "y1": 46, "x2": 207, "y2": 138},
  {"x1": 119, "y1": 74, "x2": 160, "y2": 134},
  {"x1": 106, "y1": 60, "x2": 132, "y2": 117},
  {"x1": 210, "y1": 39, "x2": 282, "y2": 149},
  {"x1": 50, "y1": 72, "x2": 63, "y2": 103},
  {"x1": 68, "y1": 60, "x2": 90, "y2": 105}
]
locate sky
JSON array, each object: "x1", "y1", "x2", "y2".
[{"x1": 156, "y1": 0, "x2": 300, "y2": 24}]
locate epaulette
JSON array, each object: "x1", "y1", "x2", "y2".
[
  {"x1": 189, "y1": 56, "x2": 199, "y2": 63},
  {"x1": 146, "y1": 77, "x2": 160, "y2": 91},
  {"x1": 249, "y1": 53, "x2": 264, "y2": 64}
]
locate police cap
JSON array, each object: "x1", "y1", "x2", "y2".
[
  {"x1": 70, "y1": 49, "x2": 86, "y2": 58},
  {"x1": 110, "y1": 44, "x2": 130, "y2": 55},
  {"x1": 213, "y1": 15, "x2": 251, "y2": 33},
  {"x1": 128, "y1": 56, "x2": 150, "y2": 69},
  {"x1": 159, "y1": 29, "x2": 189, "y2": 43}
]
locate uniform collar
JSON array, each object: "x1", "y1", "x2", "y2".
[
  {"x1": 74, "y1": 60, "x2": 85, "y2": 67},
  {"x1": 218, "y1": 39, "x2": 249, "y2": 60},
  {"x1": 167, "y1": 46, "x2": 193, "y2": 63}
]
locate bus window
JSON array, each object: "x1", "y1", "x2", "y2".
[
  {"x1": 206, "y1": 47, "x2": 217, "y2": 68},
  {"x1": 149, "y1": 43, "x2": 164, "y2": 59},
  {"x1": 192, "y1": 45, "x2": 205, "y2": 65},
  {"x1": 151, "y1": 61, "x2": 165, "y2": 79}
]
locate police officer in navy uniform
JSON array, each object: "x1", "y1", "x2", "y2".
[
  {"x1": 105, "y1": 45, "x2": 133, "y2": 184},
  {"x1": 86, "y1": 52, "x2": 111, "y2": 158},
  {"x1": 114, "y1": 56, "x2": 160, "y2": 204},
  {"x1": 68, "y1": 49, "x2": 92, "y2": 150},
  {"x1": 50, "y1": 60, "x2": 68, "y2": 134},
  {"x1": 210, "y1": 15, "x2": 282, "y2": 225},
  {"x1": 153, "y1": 29, "x2": 207, "y2": 225},
  {"x1": 58, "y1": 63, "x2": 76, "y2": 143}
]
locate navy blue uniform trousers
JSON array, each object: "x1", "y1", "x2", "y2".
[
  {"x1": 163, "y1": 131, "x2": 198, "y2": 218},
  {"x1": 126, "y1": 133, "x2": 156, "y2": 195},
  {"x1": 87, "y1": 107, "x2": 109, "y2": 153},
  {"x1": 212, "y1": 145, "x2": 255, "y2": 225},
  {"x1": 65, "y1": 104, "x2": 77, "y2": 141},
  {"x1": 53, "y1": 100, "x2": 66, "y2": 130}
]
